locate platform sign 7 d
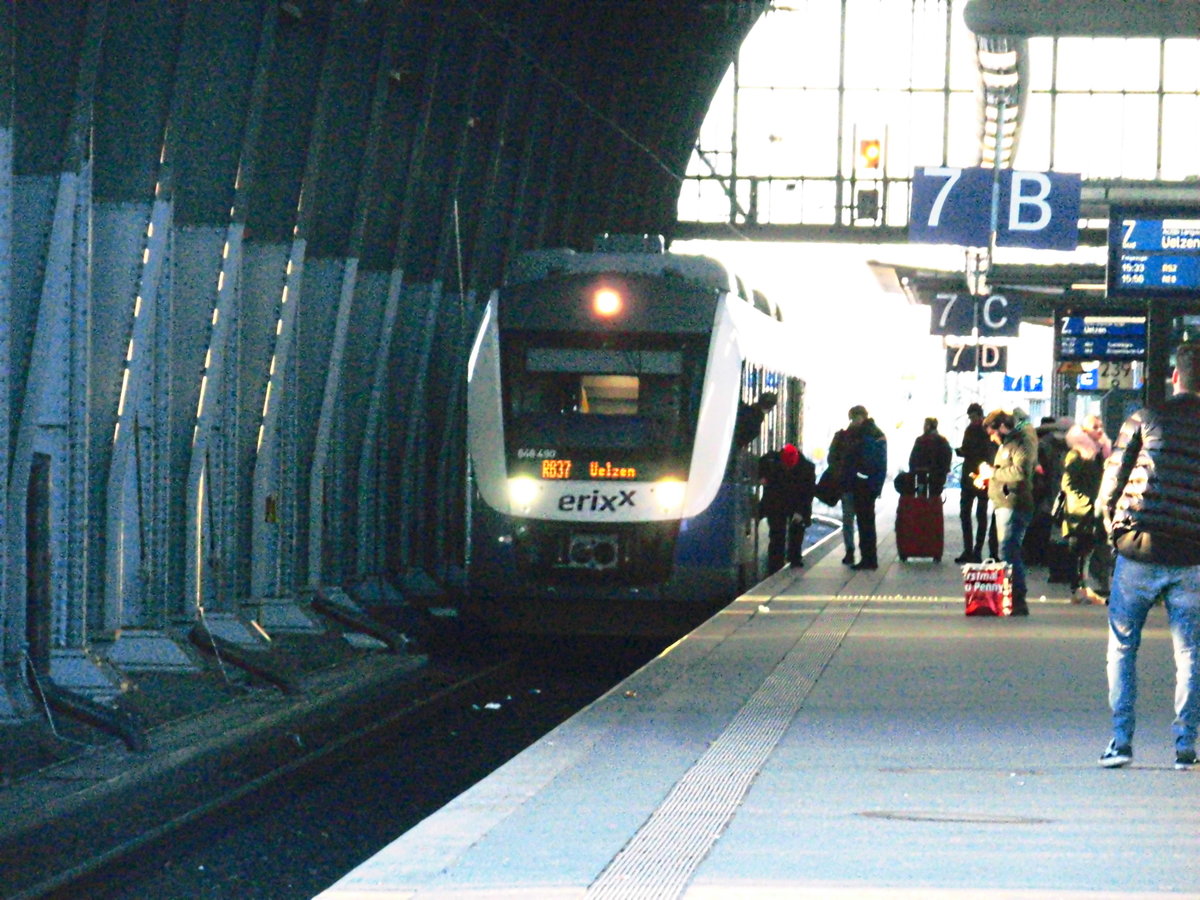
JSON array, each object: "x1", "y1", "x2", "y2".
[
  {"x1": 946, "y1": 344, "x2": 1007, "y2": 373},
  {"x1": 909, "y1": 167, "x2": 1081, "y2": 250}
]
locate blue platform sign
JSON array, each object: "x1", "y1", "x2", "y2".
[
  {"x1": 909, "y1": 167, "x2": 1081, "y2": 250},
  {"x1": 929, "y1": 291, "x2": 1022, "y2": 337},
  {"x1": 1003, "y1": 374, "x2": 1044, "y2": 393}
]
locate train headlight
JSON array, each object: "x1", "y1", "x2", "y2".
[
  {"x1": 592, "y1": 288, "x2": 622, "y2": 318},
  {"x1": 507, "y1": 476, "x2": 540, "y2": 511},
  {"x1": 653, "y1": 478, "x2": 686, "y2": 514}
]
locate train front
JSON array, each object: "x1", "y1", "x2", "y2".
[{"x1": 465, "y1": 263, "x2": 738, "y2": 632}]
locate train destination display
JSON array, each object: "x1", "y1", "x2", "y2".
[
  {"x1": 1109, "y1": 208, "x2": 1200, "y2": 296},
  {"x1": 539, "y1": 459, "x2": 639, "y2": 480}
]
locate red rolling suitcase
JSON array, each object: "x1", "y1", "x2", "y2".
[
  {"x1": 895, "y1": 474, "x2": 944, "y2": 562},
  {"x1": 896, "y1": 495, "x2": 944, "y2": 561}
]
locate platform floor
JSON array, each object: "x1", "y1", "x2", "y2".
[{"x1": 319, "y1": 502, "x2": 1199, "y2": 899}]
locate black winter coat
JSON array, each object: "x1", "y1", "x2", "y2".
[
  {"x1": 908, "y1": 432, "x2": 952, "y2": 493},
  {"x1": 956, "y1": 421, "x2": 994, "y2": 487},
  {"x1": 758, "y1": 451, "x2": 816, "y2": 521},
  {"x1": 1097, "y1": 393, "x2": 1200, "y2": 564}
]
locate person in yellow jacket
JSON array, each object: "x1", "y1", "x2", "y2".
[
  {"x1": 975, "y1": 408, "x2": 1038, "y2": 616},
  {"x1": 1060, "y1": 415, "x2": 1112, "y2": 604}
]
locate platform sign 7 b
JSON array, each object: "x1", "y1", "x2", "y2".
[
  {"x1": 910, "y1": 166, "x2": 1081, "y2": 250},
  {"x1": 930, "y1": 292, "x2": 1021, "y2": 337},
  {"x1": 947, "y1": 344, "x2": 1007, "y2": 373}
]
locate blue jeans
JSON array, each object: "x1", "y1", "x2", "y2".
[
  {"x1": 993, "y1": 506, "x2": 1031, "y2": 602},
  {"x1": 1106, "y1": 555, "x2": 1200, "y2": 753},
  {"x1": 841, "y1": 491, "x2": 856, "y2": 558}
]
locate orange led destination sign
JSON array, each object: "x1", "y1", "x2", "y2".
[
  {"x1": 539, "y1": 459, "x2": 639, "y2": 480},
  {"x1": 589, "y1": 461, "x2": 637, "y2": 480},
  {"x1": 542, "y1": 458, "x2": 643, "y2": 480},
  {"x1": 541, "y1": 459, "x2": 572, "y2": 479}
]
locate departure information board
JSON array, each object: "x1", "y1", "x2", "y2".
[
  {"x1": 1058, "y1": 314, "x2": 1146, "y2": 361},
  {"x1": 1108, "y1": 207, "x2": 1200, "y2": 297}
]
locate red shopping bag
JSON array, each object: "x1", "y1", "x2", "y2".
[{"x1": 962, "y1": 559, "x2": 1012, "y2": 616}]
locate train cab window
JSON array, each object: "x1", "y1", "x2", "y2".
[
  {"x1": 579, "y1": 375, "x2": 638, "y2": 415},
  {"x1": 504, "y1": 340, "x2": 699, "y2": 455}
]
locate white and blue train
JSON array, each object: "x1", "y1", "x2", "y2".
[{"x1": 462, "y1": 237, "x2": 806, "y2": 634}]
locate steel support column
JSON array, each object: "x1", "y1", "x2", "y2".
[{"x1": 4, "y1": 0, "x2": 106, "y2": 710}]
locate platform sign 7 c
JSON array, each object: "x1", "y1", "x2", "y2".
[{"x1": 930, "y1": 291, "x2": 1021, "y2": 337}]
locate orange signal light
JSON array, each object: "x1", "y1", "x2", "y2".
[
  {"x1": 858, "y1": 138, "x2": 881, "y2": 169},
  {"x1": 593, "y1": 288, "x2": 622, "y2": 318}
]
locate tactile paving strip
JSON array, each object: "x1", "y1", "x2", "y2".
[{"x1": 587, "y1": 597, "x2": 867, "y2": 898}]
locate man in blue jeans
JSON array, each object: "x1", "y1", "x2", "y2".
[
  {"x1": 826, "y1": 405, "x2": 887, "y2": 569},
  {"x1": 975, "y1": 409, "x2": 1037, "y2": 616},
  {"x1": 1095, "y1": 342, "x2": 1200, "y2": 771}
]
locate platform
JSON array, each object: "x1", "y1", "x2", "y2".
[{"x1": 318, "y1": 503, "x2": 1199, "y2": 899}]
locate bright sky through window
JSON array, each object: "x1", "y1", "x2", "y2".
[{"x1": 675, "y1": 0, "x2": 1200, "y2": 465}]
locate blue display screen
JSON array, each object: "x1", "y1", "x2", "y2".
[
  {"x1": 1108, "y1": 207, "x2": 1200, "y2": 296},
  {"x1": 1058, "y1": 315, "x2": 1146, "y2": 361}
]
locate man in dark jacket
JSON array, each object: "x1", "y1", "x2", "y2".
[
  {"x1": 1094, "y1": 342, "x2": 1200, "y2": 771},
  {"x1": 908, "y1": 417, "x2": 952, "y2": 495},
  {"x1": 758, "y1": 443, "x2": 816, "y2": 572},
  {"x1": 955, "y1": 402, "x2": 997, "y2": 563},
  {"x1": 831, "y1": 405, "x2": 887, "y2": 570}
]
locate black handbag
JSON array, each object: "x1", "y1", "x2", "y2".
[{"x1": 815, "y1": 467, "x2": 842, "y2": 506}]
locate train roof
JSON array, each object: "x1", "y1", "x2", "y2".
[
  {"x1": 506, "y1": 248, "x2": 732, "y2": 292},
  {"x1": 504, "y1": 248, "x2": 778, "y2": 319}
]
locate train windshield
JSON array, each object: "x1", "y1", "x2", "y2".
[{"x1": 503, "y1": 336, "x2": 705, "y2": 477}]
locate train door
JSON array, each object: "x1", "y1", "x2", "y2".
[
  {"x1": 732, "y1": 364, "x2": 764, "y2": 590},
  {"x1": 730, "y1": 367, "x2": 804, "y2": 591}
]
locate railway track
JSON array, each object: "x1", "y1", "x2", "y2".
[{"x1": 6, "y1": 633, "x2": 662, "y2": 900}]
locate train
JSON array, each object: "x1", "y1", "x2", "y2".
[{"x1": 460, "y1": 235, "x2": 806, "y2": 634}]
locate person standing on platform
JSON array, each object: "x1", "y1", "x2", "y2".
[
  {"x1": 1029, "y1": 415, "x2": 1072, "y2": 572},
  {"x1": 826, "y1": 409, "x2": 860, "y2": 565},
  {"x1": 827, "y1": 407, "x2": 866, "y2": 565},
  {"x1": 908, "y1": 417, "x2": 952, "y2": 495},
  {"x1": 831, "y1": 405, "x2": 887, "y2": 570},
  {"x1": 1095, "y1": 342, "x2": 1200, "y2": 771},
  {"x1": 1061, "y1": 415, "x2": 1111, "y2": 605},
  {"x1": 955, "y1": 403, "x2": 997, "y2": 563},
  {"x1": 758, "y1": 443, "x2": 816, "y2": 572},
  {"x1": 976, "y1": 408, "x2": 1037, "y2": 616}
]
